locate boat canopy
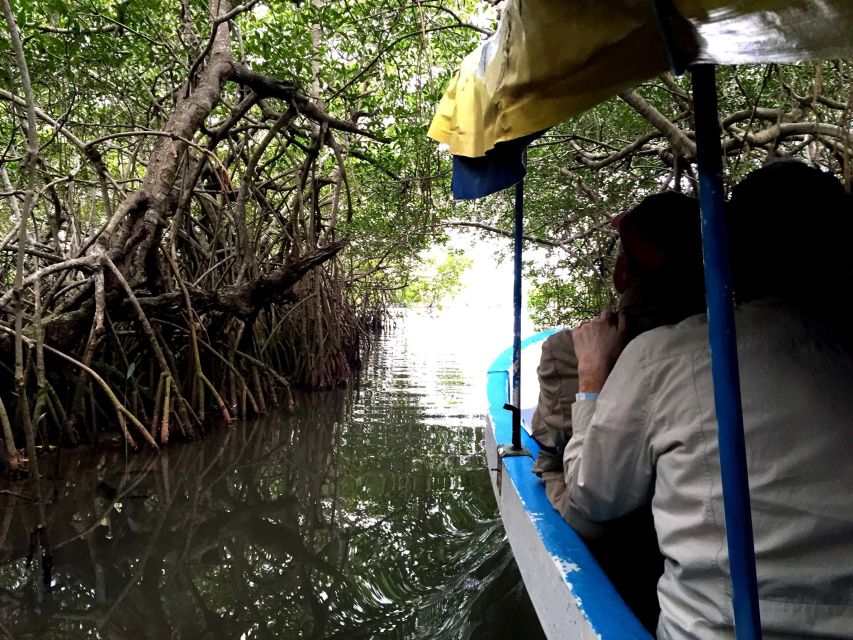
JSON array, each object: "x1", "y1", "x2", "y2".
[{"x1": 428, "y1": 0, "x2": 853, "y2": 197}]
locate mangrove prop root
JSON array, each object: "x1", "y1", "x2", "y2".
[{"x1": 0, "y1": 0, "x2": 367, "y2": 468}]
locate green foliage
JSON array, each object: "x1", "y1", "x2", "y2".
[
  {"x1": 453, "y1": 63, "x2": 853, "y2": 328},
  {"x1": 0, "y1": 0, "x2": 499, "y2": 443},
  {"x1": 396, "y1": 248, "x2": 472, "y2": 311},
  {"x1": 0, "y1": 0, "x2": 493, "y2": 310},
  {"x1": 5, "y1": 0, "x2": 853, "y2": 361},
  {"x1": 528, "y1": 268, "x2": 616, "y2": 329}
]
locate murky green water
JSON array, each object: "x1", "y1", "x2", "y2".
[{"x1": 0, "y1": 311, "x2": 545, "y2": 639}]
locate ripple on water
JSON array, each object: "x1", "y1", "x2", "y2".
[{"x1": 0, "y1": 310, "x2": 545, "y2": 640}]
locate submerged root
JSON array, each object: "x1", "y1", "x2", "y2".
[{"x1": 0, "y1": 244, "x2": 361, "y2": 468}]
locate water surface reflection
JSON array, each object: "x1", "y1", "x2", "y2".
[{"x1": 0, "y1": 313, "x2": 545, "y2": 639}]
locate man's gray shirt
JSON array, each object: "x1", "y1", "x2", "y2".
[{"x1": 564, "y1": 299, "x2": 853, "y2": 639}]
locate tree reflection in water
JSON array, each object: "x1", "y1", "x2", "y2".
[{"x1": 0, "y1": 324, "x2": 544, "y2": 640}]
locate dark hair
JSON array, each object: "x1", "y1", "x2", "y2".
[
  {"x1": 617, "y1": 191, "x2": 703, "y2": 280},
  {"x1": 728, "y1": 161, "x2": 853, "y2": 303},
  {"x1": 615, "y1": 191, "x2": 707, "y2": 329}
]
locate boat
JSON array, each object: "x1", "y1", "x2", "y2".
[
  {"x1": 485, "y1": 332, "x2": 652, "y2": 639},
  {"x1": 434, "y1": 2, "x2": 853, "y2": 639}
]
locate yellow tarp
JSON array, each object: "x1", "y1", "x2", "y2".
[{"x1": 429, "y1": 0, "x2": 853, "y2": 158}]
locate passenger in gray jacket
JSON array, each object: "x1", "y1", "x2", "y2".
[
  {"x1": 531, "y1": 191, "x2": 705, "y2": 631},
  {"x1": 531, "y1": 191, "x2": 706, "y2": 493},
  {"x1": 567, "y1": 161, "x2": 853, "y2": 639}
]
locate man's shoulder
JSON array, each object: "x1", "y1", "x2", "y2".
[
  {"x1": 542, "y1": 328, "x2": 573, "y2": 351},
  {"x1": 624, "y1": 299, "x2": 815, "y2": 365},
  {"x1": 539, "y1": 328, "x2": 577, "y2": 369},
  {"x1": 624, "y1": 312, "x2": 709, "y2": 365}
]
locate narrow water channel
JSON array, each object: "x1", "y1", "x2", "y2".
[{"x1": 0, "y1": 309, "x2": 547, "y2": 639}]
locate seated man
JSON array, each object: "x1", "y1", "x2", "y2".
[
  {"x1": 530, "y1": 191, "x2": 705, "y2": 631},
  {"x1": 566, "y1": 161, "x2": 853, "y2": 639},
  {"x1": 531, "y1": 190, "x2": 705, "y2": 507}
]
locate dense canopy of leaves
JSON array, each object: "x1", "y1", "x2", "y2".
[
  {"x1": 0, "y1": 0, "x2": 489, "y2": 462},
  {"x1": 2, "y1": 0, "x2": 853, "y2": 463},
  {"x1": 464, "y1": 63, "x2": 853, "y2": 327}
]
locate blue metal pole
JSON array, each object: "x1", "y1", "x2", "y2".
[
  {"x1": 691, "y1": 63, "x2": 762, "y2": 640},
  {"x1": 510, "y1": 177, "x2": 523, "y2": 450}
]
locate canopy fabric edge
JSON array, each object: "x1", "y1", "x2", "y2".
[{"x1": 428, "y1": 0, "x2": 853, "y2": 163}]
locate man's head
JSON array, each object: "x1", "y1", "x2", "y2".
[
  {"x1": 728, "y1": 160, "x2": 853, "y2": 302},
  {"x1": 611, "y1": 191, "x2": 703, "y2": 294}
]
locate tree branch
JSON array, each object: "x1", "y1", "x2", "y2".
[
  {"x1": 445, "y1": 221, "x2": 564, "y2": 249},
  {"x1": 619, "y1": 90, "x2": 696, "y2": 160},
  {"x1": 230, "y1": 63, "x2": 389, "y2": 142}
]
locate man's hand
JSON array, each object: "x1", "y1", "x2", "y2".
[{"x1": 572, "y1": 310, "x2": 628, "y2": 393}]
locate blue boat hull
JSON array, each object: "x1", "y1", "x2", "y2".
[{"x1": 485, "y1": 331, "x2": 652, "y2": 640}]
